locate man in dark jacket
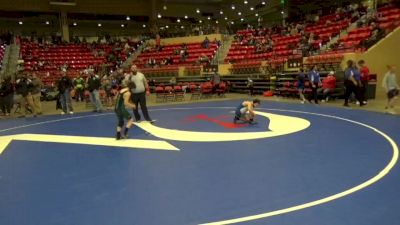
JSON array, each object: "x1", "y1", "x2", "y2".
[
  {"x1": 0, "y1": 76, "x2": 14, "y2": 116},
  {"x1": 29, "y1": 73, "x2": 43, "y2": 115},
  {"x1": 86, "y1": 70, "x2": 103, "y2": 112},
  {"x1": 16, "y1": 73, "x2": 36, "y2": 117},
  {"x1": 57, "y1": 72, "x2": 74, "y2": 114}
]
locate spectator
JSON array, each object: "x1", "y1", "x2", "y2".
[
  {"x1": 247, "y1": 77, "x2": 255, "y2": 96},
  {"x1": 344, "y1": 60, "x2": 364, "y2": 107},
  {"x1": 211, "y1": 72, "x2": 221, "y2": 93},
  {"x1": 202, "y1": 36, "x2": 210, "y2": 48},
  {"x1": 125, "y1": 65, "x2": 154, "y2": 123},
  {"x1": 358, "y1": 60, "x2": 370, "y2": 104},
  {"x1": 74, "y1": 74, "x2": 85, "y2": 102},
  {"x1": 297, "y1": 68, "x2": 307, "y2": 104},
  {"x1": 307, "y1": 65, "x2": 322, "y2": 104},
  {"x1": 16, "y1": 73, "x2": 37, "y2": 117},
  {"x1": 0, "y1": 76, "x2": 14, "y2": 116},
  {"x1": 169, "y1": 76, "x2": 177, "y2": 86},
  {"x1": 102, "y1": 75, "x2": 114, "y2": 110},
  {"x1": 86, "y1": 71, "x2": 103, "y2": 113},
  {"x1": 29, "y1": 73, "x2": 43, "y2": 115},
  {"x1": 57, "y1": 72, "x2": 74, "y2": 115},
  {"x1": 382, "y1": 65, "x2": 399, "y2": 114},
  {"x1": 321, "y1": 71, "x2": 337, "y2": 102}
]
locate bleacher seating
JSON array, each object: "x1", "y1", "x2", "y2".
[
  {"x1": 135, "y1": 42, "x2": 218, "y2": 67},
  {"x1": 0, "y1": 44, "x2": 5, "y2": 70}
]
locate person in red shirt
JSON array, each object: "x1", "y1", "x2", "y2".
[
  {"x1": 358, "y1": 60, "x2": 369, "y2": 104},
  {"x1": 321, "y1": 71, "x2": 337, "y2": 102}
]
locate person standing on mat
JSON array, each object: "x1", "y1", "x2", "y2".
[
  {"x1": 358, "y1": 60, "x2": 370, "y2": 105},
  {"x1": 307, "y1": 65, "x2": 321, "y2": 104},
  {"x1": 233, "y1": 99, "x2": 260, "y2": 124},
  {"x1": 114, "y1": 80, "x2": 136, "y2": 140},
  {"x1": 297, "y1": 68, "x2": 306, "y2": 104},
  {"x1": 344, "y1": 60, "x2": 364, "y2": 107},
  {"x1": 125, "y1": 64, "x2": 154, "y2": 123},
  {"x1": 382, "y1": 65, "x2": 399, "y2": 115}
]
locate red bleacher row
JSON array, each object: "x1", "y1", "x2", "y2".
[
  {"x1": 135, "y1": 42, "x2": 218, "y2": 66},
  {"x1": 20, "y1": 42, "x2": 126, "y2": 72}
]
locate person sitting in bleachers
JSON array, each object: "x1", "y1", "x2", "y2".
[{"x1": 202, "y1": 36, "x2": 210, "y2": 48}]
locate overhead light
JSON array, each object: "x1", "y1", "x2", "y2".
[
  {"x1": 281, "y1": 11, "x2": 284, "y2": 14},
  {"x1": 143, "y1": 24, "x2": 146, "y2": 28},
  {"x1": 121, "y1": 24, "x2": 125, "y2": 27},
  {"x1": 184, "y1": 15, "x2": 188, "y2": 19},
  {"x1": 199, "y1": 20, "x2": 202, "y2": 23},
  {"x1": 73, "y1": 22, "x2": 77, "y2": 26},
  {"x1": 220, "y1": 10, "x2": 223, "y2": 15},
  {"x1": 216, "y1": 20, "x2": 219, "y2": 24},
  {"x1": 157, "y1": 13, "x2": 162, "y2": 18},
  {"x1": 230, "y1": 21, "x2": 234, "y2": 24},
  {"x1": 177, "y1": 18, "x2": 181, "y2": 22},
  {"x1": 165, "y1": 25, "x2": 169, "y2": 28},
  {"x1": 238, "y1": 12, "x2": 242, "y2": 15},
  {"x1": 196, "y1": 8, "x2": 200, "y2": 13},
  {"x1": 244, "y1": 0, "x2": 248, "y2": 4},
  {"x1": 181, "y1": 25, "x2": 184, "y2": 29},
  {"x1": 126, "y1": 16, "x2": 130, "y2": 20},
  {"x1": 231, "y1": 5, "x2": 235, "y2": 10},
  {"x1": 18, "y1": 21, "x2": 23, "y2": 25},
  {"x1": 98, "y1": 23, "x2": 102, "y2": 27},
  {"x1": 250, "y1": 7, "x2": 254, "y2": 10},
  {"x1": 255, "y1": 13, "x2": 259, "y2": 17},
  {"x1": 163, "y1": 5, "x2": 167, "y2": 10},
  {"x1": 262, "y1": 1, "x2": 266, "y2": 5},
  {"x1": 45, "y1": 21, "x2": 50, "y2": 25},
  {"x1": 241, "y1": 18, "x2": 244, "y2": 21},
  {"x1": 224, "y1": 17, "x2": 228, "y2": 20},
  {"x1": 207, "y1": 16, "x2": 211, "y2": 20}
]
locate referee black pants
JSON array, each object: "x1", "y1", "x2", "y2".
[{"x1": 131, "y1": 92, "x2": 152, "y2": 121}]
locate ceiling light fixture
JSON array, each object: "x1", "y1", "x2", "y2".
[
  {"x1": 231, "y1": 5, "x2": 235, "y2": 10},
  {"x1": 121, "y1": 24, "x2": 125, "y2": 27},
  {"x1": 224, "y1": 17, "x2": 228, "y2": 20},
  {"x1": 220, "y1": 10, "x2": 223, "y2": 15},
  {"x1": 184, "y1": 15, "x2": 188, "y2": 19},
  {"x1": 98, "y1": 23, "x2": 102, "y2": 27},
  {"x1": 18, "y1": 21, "x2": 23, "y2": 25},
  {"x1": 238, "y1": 12, "x2": 242, "y2": 15},
  {"x1": 207, "y1": 16, "x2": 211, "y2": 20},
  {"x1": 45, "y1": 21, "x2": 50, "y2": 25},
  {"x1": 165, "y1": 25, "x2": 169, "y2": 28},
  {"x1": 255, "y1": 13, "x2": 259, "y2": 16},
  {"x1": 126, "y1": 16, "x2": 130, "y2": 20},
  {"x1": 196, "y1": 8, "x2": 200, "y2": 13},
  {"x1": 143, "y1": 24, "x2": 146, "y2": 28},
  {"x1": 73, "y1": 22, "x2": 77, "y2": 26},
  {"x1": 250, "y1": 7, "x2": 254, "y2": 10},
  {"x1": 199, "y1": 20, "x2": 202, "y2": 23},
  {"x1": 163, "y1": 5, "x2": 167, "y2": 10},
  {"x1": 177, "y1": 18, "x2": 181, "y2": 22},
  {"x1": 262, "y1": 1, "x2": 266, "y2": 5},
  {"x1": 244, "y1": 0, "x2": 248, "y2": 4},
  {"x1": 157, "y1": 13, "x2": 162, "y2": 18}
]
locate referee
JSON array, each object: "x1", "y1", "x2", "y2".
[{"x1": 125, "y1": 64, "x2": 154, "y2": 123}]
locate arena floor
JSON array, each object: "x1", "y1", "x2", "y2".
[{"x1": 0, "y1": 99, "x2": 399, "y2": 225}]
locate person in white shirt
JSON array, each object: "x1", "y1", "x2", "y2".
[{"x1": 382, "y1": 65, "x2": 399, "y2": 114}]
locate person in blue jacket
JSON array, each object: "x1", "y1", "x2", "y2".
[
  {"x1": 307, "y1": 65, "x2": 322, "y2": 104},
  {"x1": 344, "y1": 60, "x2": 364, "y2": 107}
]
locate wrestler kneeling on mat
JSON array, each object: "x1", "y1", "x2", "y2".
[
  {"x1": 115, "y1": 80, "x2": 137, "y2": 140},
  {"x1": 233, "y1": 99, "x2": 261, "y2": 124}
]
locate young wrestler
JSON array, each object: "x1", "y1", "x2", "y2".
[
  {"x1": 233, "y1": 99, "x2": 261, "y2": 124},
  {"x1": 115, "y1": 80, "x2": 136, "y2": 140}
]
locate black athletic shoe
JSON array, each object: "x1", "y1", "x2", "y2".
[
  {"x1": 116, "y1": 133, "x2": 121, "y2": 140},
  {"x1": 233, "y1": 116, "x2": 238, "y2": 124}
]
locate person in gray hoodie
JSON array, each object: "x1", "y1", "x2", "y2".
[{"x1": 382, "y1": 65, "x2": 399, "y2": 114}]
